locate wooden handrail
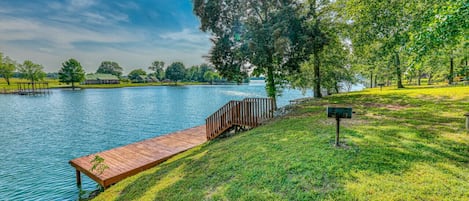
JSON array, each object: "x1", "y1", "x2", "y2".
[{"x1": 205, "y1": 98, "x2": 275, "y2": 140}]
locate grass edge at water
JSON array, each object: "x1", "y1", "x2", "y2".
[{"x1": 93, "y1": 85, "x2": 469, "y2": 201}]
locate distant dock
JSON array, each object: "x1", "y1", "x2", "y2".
[{"x1": 17, "y1": 82, "x2": 51, "y2": 95}]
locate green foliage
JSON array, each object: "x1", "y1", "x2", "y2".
[
  {"x1": 409, "y1": 0, "x2": 468, "y2": 58},
  {"x1": 148, "y1": 61, "x2": 165, "y2": 81},
  {"x1": 186, "y1": 64, "x2": 205, "y2": 81},
  {"x1": 127, "y1": 69, "x2": 147, "y2": 82},
  {"x1": 90, "y1": 155, "x2": 109, "y2": 176},
  {"x1": 344, "y1": 0, "x2": 467, "y2": 88},
  {"x1": 345, "y1": 0, "x2": 417, "y2": 88},
  {"x1": 207, "y1": 34, "x2": 248, "y2": 84},
  {"x1": 203, "y1": 71, "x2": 221, "y2": 84},
  {"x1": 58, "y1": 58, "x2": 85, "y2": 89},
  {"x1": 194, "y1": 0, "x2": 317, "y2": 104},
  {"x1": 0, "y1": 53, "x2": 16, "y2": 85},
  {"x1": 17, "y1": 60, "x2": 45, "y2": 83},
  {"x1": 165, "y1": 62, "x2": 186, "y2": 84},
  {"x1": 95, "y1": 86, "x2": 469, "y2": 201},
  {"x1": 186, "y1": 63, "x2": 217, "y2": 82},
  {"x1": 291, "y1": 23, "x2": 355, "y2": 95},
  {"x1": 97, "y1": 61, "x2": 123, "y2": 78}
]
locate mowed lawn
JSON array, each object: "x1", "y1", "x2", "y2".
[
  {"x1": 94, "y1": 85, "x2": 469, "y2": 201},
  {"x1": 0, "y1": 78, "x2": 63, "y2": 92}
]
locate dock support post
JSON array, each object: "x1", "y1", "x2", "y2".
[
  {"x1": 335, "y1": 116, "x2": 340, "y2": 147},
  {"x1": 76, "y1": 170, "x2": 82, "y2": 186}
]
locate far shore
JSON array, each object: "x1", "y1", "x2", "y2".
[{"x1": 0, "y1": 80, "x2": 250, "y2": 94}]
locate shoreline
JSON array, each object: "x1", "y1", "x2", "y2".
[
  {"x1": 0, "y1": 81, "x2": 255, "y2": 94},
  {"x1": 0, "y1": 82, "x2": 211, "y2": 94}
]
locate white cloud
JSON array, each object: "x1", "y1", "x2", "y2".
[
  {"x1": 0, "y1": 17, "x2": 139, "y2": 49},
  {"x1": 0, "y1": 19, "x2": 211, "y2": 72},
  {"x1": 160, "y1": 28, "x2": 210, "y2": 44},
  {"x1": 1, "y1": 40, "x2": 210, "y2": 73},
  {"x1": 0, "y1": 1, "x2": 212, "y2": 73},
  {"x1": 69, "y1": 0, "x2": 97, "y2": 9},
  {"x1": 116, "y1": 1, "x2": 140, "y2": 10}
]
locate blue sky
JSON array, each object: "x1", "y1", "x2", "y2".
[{"x1": 0, "y1": 0, "x2": 211, "y2": 73}]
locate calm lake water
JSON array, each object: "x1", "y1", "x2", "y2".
[{"x1": 0, "y1": 83, "x2": 317, "y2": 200}]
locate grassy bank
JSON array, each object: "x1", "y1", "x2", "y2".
[
  {"x1": 0, "y1": 78, "x2": 63, "y2": 92},
  {"x1": 92, "y1": 85, "x2": 468, "y2": 200},
  {"x1": 0, "y1": 78, "x2": 207, "y2": 92},
  {"x1": 78, "y1": 81, "x2": 206, "y2": 89}
]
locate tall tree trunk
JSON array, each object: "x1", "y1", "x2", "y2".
[
  {"x1": 313, "y1": 52, "x2": 322, "y2": 98},
  {"x1": 266, "y1": 65, "x2": 277, "y2": 108},
  {"x1": 334, "y1": 81, "x2": 340, "y2": 94},
  {"x1": 374, "y1": 73, "x2": 378, "y2": 87},
  {"x1": 395, "y1": 52, "x2": 404, "y2": 88},
  {"x1": 417, "y1": 69, "x2": 421, "y2": 86},
  {"x1": 449, "y1": 55, "x2": 454, "y2": 85},
  {"x1": 465, "y1": 58, "x2": 469, "y2": 77},
  {"x1": 6, "y1": 77, "x2": 10, "y2": 85},
  {"x1": 71, "y1": 81, "x2": 75, "y2": 90},
  {"x1": 370, "y1": 71, "x2": 373, "y2": 88},
  {"x1": 428, "y1": 73, "x2": 433, "y2": 85}
]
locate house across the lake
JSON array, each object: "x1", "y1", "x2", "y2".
[{"x1": 82, "y1": 73, "x2": 120, "y2": 85}]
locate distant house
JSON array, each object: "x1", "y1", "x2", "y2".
[{"x1": 82, "y1": 74, "x2": 120, "y2": 85}]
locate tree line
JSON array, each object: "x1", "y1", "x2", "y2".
[
  {"x1": 0, "y1": 54, "x2": 222, "y2": 89},
  {"x1": 129, "y1": 61, "x2": 222, "y2": 85},
  {"x1": 193, "y1": 0, "x2": 468, "y2": 105}
]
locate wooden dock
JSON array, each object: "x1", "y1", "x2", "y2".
[
  {"x1": 69, "y1": 125, "x2": 207, "y2": 188},
  {"x1": 70, "y1": 98, "x2": 275, "y2": 189}
]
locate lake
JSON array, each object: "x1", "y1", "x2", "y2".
[{"x1": 0, "y1": 83, "x2": 317, "y2": 200}]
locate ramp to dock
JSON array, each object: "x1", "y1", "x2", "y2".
[{"x1": 69, "y1": 125, "x2": 207, "y2": 188}]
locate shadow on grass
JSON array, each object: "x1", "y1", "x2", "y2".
[{"x1": 107, "y1": 90, "x2": 468, "y2": 200}]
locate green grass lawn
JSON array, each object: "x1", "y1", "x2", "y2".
[
  {"x1": 0, "y1": 78, "x2": 63, "y2": 92},
  {"x1": 93, "y1": 85, "x2": 469, "y2": 201}
]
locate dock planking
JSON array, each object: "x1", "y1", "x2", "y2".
[{"x1": 69, "y1": 125, "x2": 207, "y2": 188}]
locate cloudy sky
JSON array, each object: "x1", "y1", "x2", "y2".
[{"x1": 0, "y1": 0, "x2": 211, "y2": 73}]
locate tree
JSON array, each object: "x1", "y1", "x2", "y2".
[
  {"x1": 148, "y1": 60, "x2": 165, "y2": 81},
  {"x1": 414, "y1": 1, "x2": 467, "y2": 84},
  {"x1": 194, "y1": 0, "x2": 316, "y2": 105},
  {"x1": 96, "y1": 61, "x2": 123, "y2": 78},
  {"x1": 165, "y1": 62, "x2": 186, "y2": 85},
  {"x1": 58, "y1": 58, "x2": 85, "y2": 90},
  {"x1": 186, "y1": 65, "x2": 200, "y2": 81},
  {"x1": 0, "y1": 53, "x2": 16, "y2": 85},
  {"x1": 345, "y1": 0, "x2": 420, "y2": 88},
  {"x1": 128, "y1": 69, "x2": 147, "y2": 82},
  {"x1": 198, "y1": 64, "x2": 213, "y2": 82},
  {"x1": 292, "y1": 29, "x2": 355, "y2": 95},
  {"x1": 203, "y1": 71, "x2": 221, "y2": 85},
  {"x1": 18, "y1": 60, "x2": 45, "y2": 83},
  {"x1": 184, "y1": 64, "x2": 216, "y2": 82},
  {"x1": 409, "y1": 0, "x2": 467, "y2": 59}
]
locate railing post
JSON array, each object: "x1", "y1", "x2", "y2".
[{"x1": 205, "y1": 98, "x2": 275, "y2": 140}]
